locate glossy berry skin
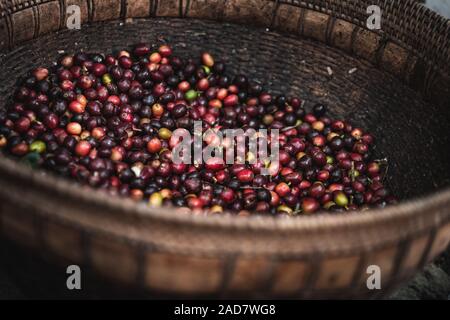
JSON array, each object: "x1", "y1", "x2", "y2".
[
  {"x1": 302, "y1": 198, "x2": 320, "y2": 214},
  {"x1": 147, "y1": 138, "x2": 162, "y2": 153},
  {"x1": 69, "y1": 101, "x2": 85, "y2": 114},
  {"x1": 309, "y1": 182, "x2": 325, "y2": 198},
  {"x1": 185, "y1": 178, "x2": 202, "y2": 193},
  {"x1": 256, "y1": 189, "x2": 271, "y2": 202},
  {"x1": 43, "y1": 114, "x2": 59, "y2": 129},
  {"x1": 275, "y1": 182, "x2": 290, "y2": 197},
  {"x1": 15, "y1": 117, "x2": 31, "y2": 133},
  {"x1": 75, "y1": 140, "x2": 91, "y2": 157},
  {"x1": 237, "y1": 169, "x2": 254, "y2": 183},
  {"x1": 221, "y1": 188, "x2": 235, "y2": 202},
  {"x1": 334, "y1": 191, "x2": 349, "y2": 207}
]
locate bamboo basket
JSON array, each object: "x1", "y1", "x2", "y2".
[{"x1": 0, "y1": 0, "x2": 449, "y2": 298}]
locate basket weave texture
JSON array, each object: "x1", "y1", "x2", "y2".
[{"x1": 0, "y1": 0, "x2": 449, "y2": 298}]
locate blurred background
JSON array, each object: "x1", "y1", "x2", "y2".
[{"x1": 423, "y1": 0, "x2": 450, "y2": 17}]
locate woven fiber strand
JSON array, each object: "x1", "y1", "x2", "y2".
[{"x1": 0, "y1": 0, "x2": 449, "y2": 298}]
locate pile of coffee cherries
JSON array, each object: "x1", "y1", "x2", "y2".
[{"x1": 0, "y1": 43, "x2": 396, "y2": 216}]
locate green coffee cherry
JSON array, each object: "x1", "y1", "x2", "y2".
[
  {"x1": 277, "y1": 205, "x2": 293, "y2": 215},
  {"x1": 158, "y1": 128, "x2": 172, "y2": 140},
  {"x1": 185, "y1": 89, "x2": 198, "y2": 101},
  {"x1": 203, "y1": 66, "x2": 211, "y2": 75},
  {"x1": 102, "y1": 73, "x2": 112, "y2": 85},
  {"x1": 29, "y1": 140, "x2": 46, "y2": 154},
  {"x1": 334, "y1": 191, "x2": 349, "y2": 207},
  {"x1": 149, "y1": 192, "x2": 163, "y2": 207}
]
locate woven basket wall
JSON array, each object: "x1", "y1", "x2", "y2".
[{"x1": 0, "y1": 0, "x2": 449, "y2": 298}]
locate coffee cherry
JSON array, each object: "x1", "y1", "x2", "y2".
[
  {"x1": 43, "y1": 113, "x2": 59, "y2": 129},
  {"x1": 334, "y1": 191, "x2": 349, "y2": 207},
  {"x1": 75, "y1": 141, "x2": 91, "y2": 157},
  {"x1": 236, "y1": 169, "x2": 254, "y2": 183},
  {"x1": 15, "y1": 117, "x2": 31, "y2": 133},
  {"x1": 29, "y1": 140, "x2": 46, "y2": 154},
  {"x1": 221, "y1": 188, "x2": 235, "y2": 202},
  {"x1": 302, "y1": 198, "x2": 319, "y2": 214},
  {"x1": 185, "y1": 178, "x2": 202, "y2": 193},
  {"x1": 69, "y1": 101, "x2": 85, "y2": 114},
  {"x1": 147, "y1": 138, "x2": 162, "y2": 153},
  {"x1": 149, "y1": 192, "x2": 163, "y2": 207},
  {"x1": 275, "y1": 182, "x2": 290, "y2": 197},
  {"x1": 67, "y1": 122, "x2": 82, "y2": 135},
  {"x1": 309, "y1": 182, "x2": 325, "y2": 198},
  {"x1": 313, "y1": 103, "x2": 327, "y2": 117},
  {"x1": 0, "y1": 44, "x2": 394, "y2": 216},
  {"x1": 185, "y1": 90, "x2": 198, "y2": 101},
  {"x1": 33, "y1": 67, "x2": 49, "y2": 81}
]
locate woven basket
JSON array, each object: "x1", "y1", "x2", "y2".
[{"x1": 0, "y1": 0, "x2": 449, "y2": 299}]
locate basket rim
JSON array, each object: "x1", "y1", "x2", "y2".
[
  {"x1": 0, "y1": 0, "x2": 449, "y2": 233},
  {"x1": 1, "y1": 154, "x2": 449, "y2": 232}
]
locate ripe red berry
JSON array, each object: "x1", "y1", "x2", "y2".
[
  {"x1": 15, "y1": 117, "x2": 31, "y2": 133},
  {"x1": 75, "y1": 140, "x2": 91, "y2": 157},
  {"x1": 172, "y1": 163, "x2": 187, "y2": 174},
  {"x1": 0, "y1": 43, "x2": 395, "y2": 216},
  {"x1": 302, "y1": 198, "x2": 320, "y2": 214},
  {"x1": 67, "y1": 122, "x2": 82, "y2": 135},
  {"x1": 237, "y1": 169, "x2": 254, "y2": 183},
  {"x1": 221, "y1": 188, "x2": 235, "y2": 202},
  {"x1": 158, "y1": 45, "x2": 172, "y2": 57},
  {"x1": 43, "y1": 113, "x2": 59, "y2": 129},
  {"x1": 78, "y1": 75, "x2": 93, "y2": 89},
  {"x1": 92, "y1": 63, "x2": 107, "y2": 77},
  {"x1": 147, "y1": 138, "x2": 162, "y2": 154},
  {"x1": 223, "y1": 94, "x2": 238, "y2": 107},
  {"x1": 205, "y1": 158, "x2": 224, "y2": 171},
  {"x1": 275, "y1": 182, "x2": 290, "y2": 197}
]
